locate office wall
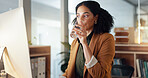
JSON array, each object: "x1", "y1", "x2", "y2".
[
  {"x1": 97, "y1": 0, "x2": 135, "y2": 27},
  {"x1": 0, "y1": 0, "x2": 18, "y2": 13},
  {"x1": 31, "y1": 1, "x2": 60, "y2": 21}
]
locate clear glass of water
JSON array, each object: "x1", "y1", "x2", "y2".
[
  {"x1": 70, "y1": 26, "x2": 79, "y2": 39},
  {"x1": 70, "y1": 21, "x2": 84, "y2": 39}
]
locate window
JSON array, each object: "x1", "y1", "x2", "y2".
[{"x1": 31, "y1": 0, "x2": 61, "y2": 78}]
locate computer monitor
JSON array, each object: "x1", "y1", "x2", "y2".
[{"x1": 0, "y1": 7, "x2": 32, "y2": 78}]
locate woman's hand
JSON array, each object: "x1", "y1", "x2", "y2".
[
  {"x1": 73, "y1": 21, "x2": 93, "y2": 63},
  {"x1": 73, "y1": 21, "x2": 87, "y2": 45}
]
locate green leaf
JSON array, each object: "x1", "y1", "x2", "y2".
[
  {"x1": 61, "y1": 63, "x2": 68, "y2": 72},
  {"x1": 61, "y1": 42, "x2": 71, "y2": 50},
  {"x1": 59, "y1": 37, "x2": 71, "y2": 72},
  {"x1": 58, "y1": 57, "x2": 70, "y2": 65},
  {"x1": 57, "y1": 52, "x2": 70, "y2": 56}
]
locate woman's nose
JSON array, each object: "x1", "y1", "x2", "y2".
[{"x1": 78, "y1": 21, "x2": 83, "y2": 25}]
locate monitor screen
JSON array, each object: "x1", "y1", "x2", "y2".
[{"x1": 0, "y1": 7, "x2": 32, "y2": 78}]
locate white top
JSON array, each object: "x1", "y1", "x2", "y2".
[{"x1": 85, "y1": 55, "x2": 98, "y2": 68}]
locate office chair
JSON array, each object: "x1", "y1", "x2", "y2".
[{"x1": 111, "y1": 65, "x2": 134, "y2": 78}]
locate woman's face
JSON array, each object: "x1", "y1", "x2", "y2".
[{"x1": 76, "y1": 5, "x2": 98, "y2": 31}]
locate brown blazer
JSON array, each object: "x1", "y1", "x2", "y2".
[{"x1": 63, "y1": 33, "x2": 115, "y2": 78}]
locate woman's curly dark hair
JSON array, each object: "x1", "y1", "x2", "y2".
[{"x1": 72, "y1": 1, "x2": 114, "y2": 34}]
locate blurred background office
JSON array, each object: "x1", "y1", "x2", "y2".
[{"x1": 0, "y1": 0, "x2": 148, "y2": 78}]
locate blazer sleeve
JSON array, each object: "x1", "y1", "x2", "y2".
[{"x1": 86, "y1": 34, "x2": 115, "y2": 78}]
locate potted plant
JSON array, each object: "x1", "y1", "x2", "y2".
[{"x1": 58, "y1": 42, "x2": 71, "y2": 72}]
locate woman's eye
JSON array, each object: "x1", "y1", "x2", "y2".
[
  {"x1": 84, "y1": 15, "x2": 88, "y2": 18},
  {"x1": 77, "y1": 15, "x2": 80, "y2": 18}
]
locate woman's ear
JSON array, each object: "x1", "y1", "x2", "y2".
[{"x1": 95, "y1": 15, "x2": 98, "y2": 21}]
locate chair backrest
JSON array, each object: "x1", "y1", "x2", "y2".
[{"x1": 111, "y1": 65, "x2": 134, "y2": 78}]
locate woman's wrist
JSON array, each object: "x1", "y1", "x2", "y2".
[
  {"x1": 80, "y1": 38, "x2": 87, "y2": 45},
  {"x1": 82, "y1": 42, "x2": 92, "y2": 63},
  {"x1": 81, "y1": 41, "x2": 88, "y2": 47}
]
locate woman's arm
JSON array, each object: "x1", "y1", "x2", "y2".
[
  {"x1": 82, "y1": 41, "x2": 93, "y2": 64},
  {"x1": 83, "y1": 34, "x2": 115, "y2": 77}
]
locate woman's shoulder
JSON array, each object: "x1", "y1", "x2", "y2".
[
  {"x1": 96, "y1": 33, "x2": 114, "y2": 38},
  {"x1": 95, "y1": 33, "x2": 114, "y2": 41},
  {"x1": 101, "y1": 33, "x2": 113, "y2": 37}
]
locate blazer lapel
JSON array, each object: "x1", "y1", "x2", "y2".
[
  {"x1": 89, "y1": 33, "x2": 99, "y2": 54},
  {"x1": 71, "y1": 40, "x2": 79, "y2": 65},
  {"x1": 83, "y1": 33, "x2": 100, "y2": 77},
  {"x1": 68, "y1": 40, "x2": 80, "y2": 78}
]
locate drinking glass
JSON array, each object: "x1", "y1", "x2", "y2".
[
  {"x1": 70, "y1": 21, "x2": 84, "y2": 39},
  {"x1": 70, "y1": 26, "x2": 79, "y2": 39}
]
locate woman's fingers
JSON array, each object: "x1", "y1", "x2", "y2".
[
  {"x1": 73, "y1": 27, "x2": 82, "y2": 32},
  {"x1": 72, "y1": 23, "x2": 87, "y2": 38},
  {"x1": 73, "y1": 27, "x2": 86, "y2": 36},
  {"x1": 76, "y1": 31, "x2": 86, "y2": 36},
  {"x1": 74, "y1": 25, "x2": 86, "y2": 33},
  {"x1": 75, "y1": 25, "x2": 83, "y2": 30},
  {"x1": 74, "y1": 28, "x2": 87, "y2": 37}
]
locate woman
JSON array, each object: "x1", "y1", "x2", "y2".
[{"x1": 62, "y1": 1, "x2": 115, "y2": 78}]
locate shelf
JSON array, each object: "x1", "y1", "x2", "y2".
[
  {"x1": 116, "y1": 51, "x2": 148, "y2": 54},
  {"x1": 29, "y1": 45, "x2": 50, "y2": 54},
  {"x1": 29, "y1": 45, "x2": 50, "y2": 48},
  {"x1": 115, "y1": 43, "x2": 148, "y2": 46},
  {"x1": 29, "y1": 46, "x2": 50, "y2": 78},
  {"x1": 115, "y1": 43, "x2": 148, "y2": 52},
  {"x1": 30, "y1": 52, "x2": 50, "y2": 57},
  {"x1": 140, "y1": 27, "x2": 148, "y2": 30},
  {"x1": 115, "y1": 43, "x2": 148, "y2": 77}
]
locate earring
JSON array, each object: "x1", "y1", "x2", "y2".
[{"x1": 95, "y1": 21, "x2": 97, "y2": 24}]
